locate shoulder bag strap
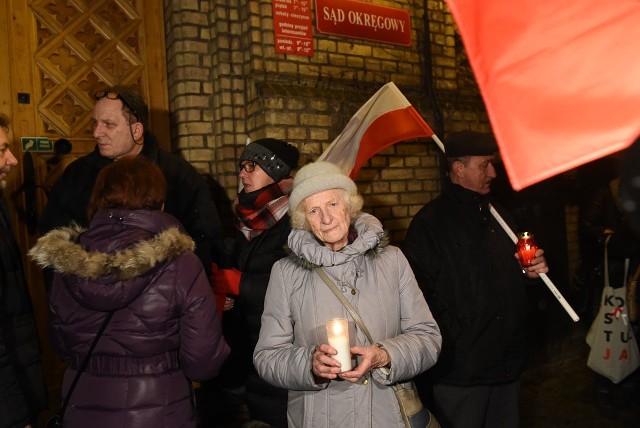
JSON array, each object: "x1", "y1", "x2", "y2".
[
  {"x1": 624, "y1": 258, "x2": 630, "y2": 288},
  {"x1": 604, "y1": 234, "x2": 612, "y2": 289},
  {"x1": 604, "y1": 234, "x2": 630, "y2": 289},
  {"x1": 314, "y1": 267, "x2": 374, "y2": 344},
  {"x1": 58, "y1": 311, "x2": 115, "y2": 421}
]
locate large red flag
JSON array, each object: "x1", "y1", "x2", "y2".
[
  {"x1": 446, "y1": 0, "x2": 640, "y2": 190},
  {"x1": 319, "y1": 82, "x2": 439, "y2": 178}
]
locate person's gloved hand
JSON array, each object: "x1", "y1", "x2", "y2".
[{"x1": 210, "y1": 263, "x2": 241, "y2": 318}]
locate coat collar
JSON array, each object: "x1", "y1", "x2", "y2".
[
  {"x1": 28, "y1": 216, "x2": 194, "y2": 281},
  {"x1": 445, "y1": 181, "x2": 490, "y2": 206},
  {"x1": 285, "y1": 212, "x2": 389, "y2": 270}
]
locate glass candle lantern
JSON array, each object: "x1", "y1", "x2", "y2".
[{"x1": 517, "y1": 232, "x2": 538, "y2": 266}]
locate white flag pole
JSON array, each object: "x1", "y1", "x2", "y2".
[
  {"x1": 431, "y1": 134, "x2": 445, "y2": 153},
  {"x1": 488, "y1": 204, "x2": 580, "y2": 322}
]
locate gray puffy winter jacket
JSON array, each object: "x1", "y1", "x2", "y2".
[{"x1": 253, "y1": 212, "x2": 441, "y2": 428}]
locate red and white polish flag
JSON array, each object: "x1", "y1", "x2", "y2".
[{"x1": 319, "y1": 82, "x2": 440, "y2": 178}]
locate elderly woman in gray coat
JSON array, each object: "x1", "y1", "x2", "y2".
[{"x1": 253, "y1": 161, "x2": 442, "y2": 428}]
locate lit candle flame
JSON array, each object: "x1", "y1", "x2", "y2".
[{"x1": 332, "y1": 322, "x2": 343, "y2": 335}]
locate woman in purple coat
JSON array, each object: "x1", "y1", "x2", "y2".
[{"x1": 29, "y1": 156, "x2": 229, "y2": 428}]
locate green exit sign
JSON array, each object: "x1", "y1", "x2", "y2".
[{"x1": 21, "y1": 137, "x2": 53, "y2": 152}]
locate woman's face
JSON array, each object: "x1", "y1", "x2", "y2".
[
  {"x1": 239, "y1": 161, "x2": 275, "y2": 192},
  {"x1": 304, "y1": 189, "x2": 351, "y2": 251}
]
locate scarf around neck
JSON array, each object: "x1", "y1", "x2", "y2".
[{"x1": 235, "y1": 178, "x2": 293, "y2": 240}]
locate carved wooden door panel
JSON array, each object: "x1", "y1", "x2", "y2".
[
  {"x1": 0, "y1": 0, "x2": 169, "y2": 420},
  {"x1": 32, "y1": 0, "x2": 169, "y2": 153}
]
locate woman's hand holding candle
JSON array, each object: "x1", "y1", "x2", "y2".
[
  {"x1": 312, "y1": 343, "x2": 346, "y2": 380},
  {"x1": 325, "y1": 318, "x2": 352, "y2": 372},
  {"x1": 311, "y1": 343, "x2": 391, "y2": 383},
  {"x1": 337, "y1": 345, "x2": 391, "y2": 383}
]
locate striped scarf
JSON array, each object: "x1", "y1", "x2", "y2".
[{"x1": 235, "y1": 178, "x2": 293, "y2": 240}]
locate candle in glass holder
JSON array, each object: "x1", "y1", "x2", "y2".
[
  {"x1": 517, "y1": 232, "x2": 538, "y2": 266},
  {"x1": 325, "y1": 318, "x2": 352, "y2": 372}
]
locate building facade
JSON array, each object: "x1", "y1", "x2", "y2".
[
  {"x1": 163, "y1": 0, "x2": 490, "y2": 240},
  {"x1": 2, "y1": 1, "x2": 587, "y2": 422}
]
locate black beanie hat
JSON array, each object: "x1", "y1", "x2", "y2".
[{"x1": 239, "y1": 138, "x2": 300, "y2": 182}]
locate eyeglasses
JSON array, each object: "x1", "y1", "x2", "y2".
[
  {"x1": 238, "y1": 161, "x2": 257, "y2": 173},
  {"x1": 95, "y1": 90, "x2": 139, "y2": 123}
]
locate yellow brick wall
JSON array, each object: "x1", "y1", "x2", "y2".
[{"x1": 164, "y1": 0, "x2": 491, "y2": 241}]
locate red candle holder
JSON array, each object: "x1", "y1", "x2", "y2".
[{"x1": 517, "y1": 232, "x2": 538, "y2": 266}]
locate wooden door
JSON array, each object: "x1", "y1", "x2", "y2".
[{"x1": 0, "y1": 0, "x2": 169, "y2": 421}]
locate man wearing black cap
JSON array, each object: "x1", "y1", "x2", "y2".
[
  {"x1": 209, "y1": 138, "x2": 299, "y2": 428},
  {"x1": 403, "y1": 131, "x2": 549, "y2": 428}
]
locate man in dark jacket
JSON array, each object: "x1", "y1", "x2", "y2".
[
  {"x1": 38, "y1": 86, "x2": 222, "y2": 272},
  {"x1": 0, "y1": 114, "x2": 48, "y2": 428},
  {"x1": 402, "y1": 131, "x2": 549, "y2": 428}
]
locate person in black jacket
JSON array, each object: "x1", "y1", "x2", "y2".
[
  {"x1": 0, "y1": 114, "x2": 47, "y2": 428},
  {"x1": 38, "y1": 86, "x2": 222, "y2": 274},
  {"x1": 402, "y1": 131, "x2": 549, "y2": 428},
  {"x1": 210, "y1": 138, "x2": 299, "y2": 428}
]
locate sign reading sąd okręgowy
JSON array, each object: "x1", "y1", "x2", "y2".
[{"x1": 315, "y1": 0, "x2": 412, "y2": 47}]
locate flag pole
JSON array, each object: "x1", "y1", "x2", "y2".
[
  {"x1": 488, "y1": 204, "x2": 580, "y2": 322},
  {"x1": 431, "y1": 134, "x2": 445, "y2": 153}
]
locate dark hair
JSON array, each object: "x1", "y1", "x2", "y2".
[
  {"x1": 87, "y1": 156, "x2": 165, "y2": 219},
  {"x1": 0, "y1": 113, "x2": 9, "y2": 132},
  {"x1": 94, "y1": 86, "x2": 149, "y2": 128}
]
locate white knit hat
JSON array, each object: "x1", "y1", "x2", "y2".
[{"x1": 289, "y1": 161, "x2": 357, "y2": 213}]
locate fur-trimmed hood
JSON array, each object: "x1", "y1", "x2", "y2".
[
  {"x1": 29, "y1": 209, "x2": 197, "y2": 311},
  {"x1": 286, "y1": 211, "x2": 389, "y2": 270},
  {"x1": 29, "y1": 224, "x2": 194, "y2": 281}
]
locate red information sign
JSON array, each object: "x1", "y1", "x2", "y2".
[
  {"x1": 315, "y1": 0, "x2": 412, "y2": 46},
  {"x1": 272, "y1": 0, "x2": 314, "y2": 57}
]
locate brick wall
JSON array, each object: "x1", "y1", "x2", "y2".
[
  {"x1": 164, "y1": 0, "x2": 491, "y2": 241},
  {"x1": 164, "y1": 0, "x2": 216, "y2": 174}
]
